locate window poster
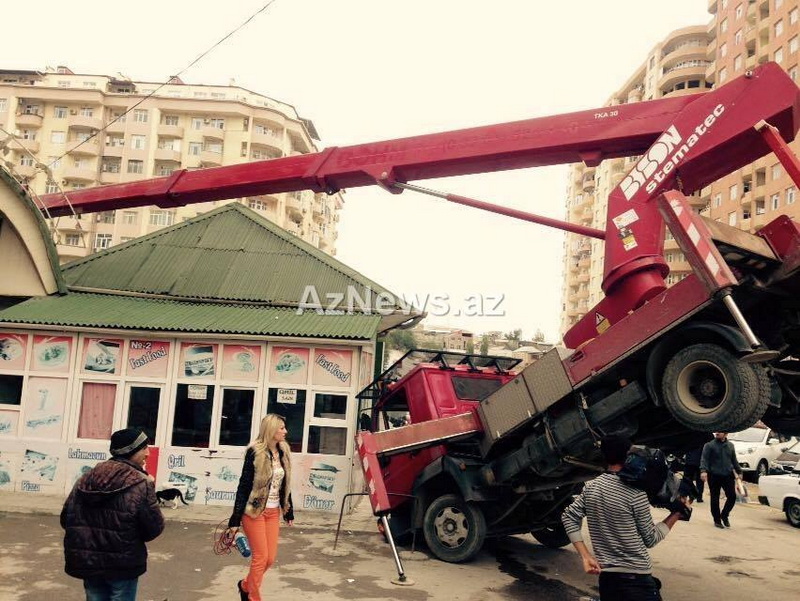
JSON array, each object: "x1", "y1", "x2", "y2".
[
  {"x1": 23, "y1": 377, "x2": 68, "y2": 439},
  {"x1": 82, "y1": 338, "x2": 123, "y2": 375},
  {"x1": 127, "y1": 339, "x2": 171, "y2": 378},
  {"x1": 359, "y1": 350, "x2": 374, "y2": 390},
  {"x1": 0, "y1": 333, "x2": 27, "y2": 370},
  {"x1": 222, "y1": 345, "x2": 261, "y2": 382},
  {"x1": 0, "y1": 410, "x2": 19, "y2": 437},
  {"x1": 181, "y1": 343, "x2": 217, "y2": 379},
  {"x1": 270, "y1": 346, "x2": 309, "y2": 385},
  {"x1": 31, "y1": 335, "x2": 72, "y2": 373},
  {"x1": 312, "y1": 348, "x2": 353, "y2": 388}
]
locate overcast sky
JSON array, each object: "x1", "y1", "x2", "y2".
[{"x1": 6, "y1": 1, "x2": 710, "y2": 342}]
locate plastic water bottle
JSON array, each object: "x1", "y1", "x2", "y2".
[{"x1": 234, "y1": 532, "x2": 251, "y2": 558}]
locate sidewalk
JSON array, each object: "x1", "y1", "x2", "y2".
[{"x1": 0, "y1": 489, "x2": 378, "y2": 532}]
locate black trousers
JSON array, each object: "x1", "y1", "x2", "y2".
[
  {"x1": 708, "y1": 473, "x2": 737, "y2": 523},
  {"x1": 683, "y1": 464, "x2": 704, "y2": 498},
  {"x1": 599, "y1": 572, "x2": 662, "y2": 601}
]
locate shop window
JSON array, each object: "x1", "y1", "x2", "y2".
[
  {"x1": 313, "y1": 393, "x2": 347, "y2": 420},
  {"x1": 0, "y1": 375, "x2": 23, "y2": 405},
  {"x1": 127, "y1": 386, "x2": 160, "y2": 444},
  {"x1": 77, "y1": 382, "x2": 117, "y2": 440},
  {"x1": 172, "y1": 383, "x2": 214, "y2": 447},
  {"x1": 219, "y1": 388, "x2": 254, "y2": 446},
  {"x1": 267, "y1": 388, "x2": 306, "y2": 452},
  {"x1": 307, "y1": 425, "x2": 347, "y2": 455}
]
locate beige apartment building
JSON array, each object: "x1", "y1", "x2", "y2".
[
  {"x1": 0, "y1": 66, "x2": 341, "y2": 262},
  {"x1": 560, "y1": 26, "x2": 712, "y2": 336}
]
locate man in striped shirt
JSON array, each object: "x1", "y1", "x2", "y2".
[{"x1": 561, "y1": 436, "x2": 690, "y2": 600}]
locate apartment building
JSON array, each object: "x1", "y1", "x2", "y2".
[
  {"x1": 0, "y1": 66, "x2": 342, "y2": 262},
  {"x1": 703, "y1": 0, "x2": 800, "y2": 230},
  {"x1": 560, "y1": 26, "x2": 712, "y2": 336}
]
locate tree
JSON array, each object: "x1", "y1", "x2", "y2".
[
  {"x1": 466, "y1": 339, "x2": 475, "y2": 354},
  {"x1": 533, "y1": 328, "x2": 546, "y2": 342},
  {"x1": 479, "y1": 335, "x2": 489, "y2": 356},
  {"x1": 505, "y1": 328, "x2": 522, "y2": 342},
  {"x1": 382, "y1": 329, "x2": 417, "y2": 352}
]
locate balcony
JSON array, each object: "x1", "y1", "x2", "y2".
[
  {"x1": 705, "y1": 63, "x2": 716, "y2": 83},
  {"x1": 706, "y1": 38, "x2": 717, "y2": 61},
  {"x1": 577, "y1": 273, "x2": 590, "y2": 283},
  {"x1": 199, "y1": 150, "x2": 222, "y2": 166},
  {"x1": 14, "y1": 164, "x2": 37, "y2": 178},
  {"x1": 284, "y1": 221, "x2": 301, "y2": 236},
  {"x1": 707, "y1": 16, "x2": 717, "y2": 39},
  {"x1": 662, "y1": 42, "x2": 708, "y2": 70},
  {"x1": 68, "y1": 138, "x2": 100, "y2": 156},
  {"x1": 154, "y1": 148, "x2": 182, "y2": 162},
  {"x1": 105, "y1": 120, "x2": 126, "y2": 134},
  {"x1": 578, "y1": 256, "x2": 591, "y2": 268},
  {"x1": 55, "y1": 242, "x2": 87, "y2": 261},
  {"x1": 659, "y1": 63, "x2": 711, "y2": 93},
  {"x1": 99, "y1": 171, "x2": 121, "y2": 184},
  {"x1": 251, "y1": 131, "x2": 283, "y2": 152},
  {"x1": 68, "y1": 114, "x2": 103, "y2": 130},
  {"x1": 62, "y1": 166, "x2": 97, "y2": 182},
  {"x1": 285, "y1": 194, "x2": 304, "y2": 218},
  {"x1": 158, "y1": 124, "x2": 184, "y2": 138},
  {"x1": 15, "y1": 112, "x2": 43, "y2": 127},
  {"x1": 9, "y1": 139, "x2": 39, "y2": 154},
  {"x1": 102, "y1": 145, "x2": 124, "y2": 158},
  {"x1": 201, "y1": 126, "x2": 225, "y2": 140}
]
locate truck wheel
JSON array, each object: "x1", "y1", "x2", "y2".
[
  {"x1": 531, "y1": 523, "x2": 570, "y2": 548},
  {"x1": 661, "y1": 343, "x2": 770, "y2": 432},
  {"x1": 423, "y1": 494, "x2": 486, "y2": 563},
  {"x1": 786, "y1": 499, "x2": 800, "y2": 528}
]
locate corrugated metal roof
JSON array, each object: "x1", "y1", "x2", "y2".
[
  {"x1": 0, "y1": 292, "x2": 381, "y2": 339},
  {"x1": 61, "y1": 204, "x2": 410, "y2": 310}
]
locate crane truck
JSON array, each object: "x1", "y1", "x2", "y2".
[{"x1": 39, "y1": 62, "x2": 800, "y2": 562}]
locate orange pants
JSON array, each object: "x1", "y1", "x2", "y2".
[{"x1": 241, "y1": 508, "x2": 281, "y2": 601}]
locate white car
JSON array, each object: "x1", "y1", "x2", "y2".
[
  {"x1": 729, "y1": 427, "x2": 796, "y2": 482},
  {"x1": 757, "y1": 462, "x2": 800, "y2": 528}
]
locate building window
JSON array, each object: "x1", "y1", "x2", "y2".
[
  {"x1": 204, "y1": 142, "x2": 222, "y2": 154},
  {"x1": 791, "y1": 37, "x2": 798, "y2": 54},
  {"x1": 776, "y1": 20, "x2": 784, "y2": 38},
  {"x1": 127, "y1": 159, "x2": 144, "y2": 174},
  {"x1": 791, "y1": 8, "x2": 799, "y2": 25},
  {"x1": 101, "y1": 159, "x2": 121, "y2": 173},
  {"x1": 248, "y1": 198, "x2": 268, "y2": 211},
  {"x1": 719, "y1": 67, "x2": 728, "y2": 83},
  {"x1": 720, "y1": 42, "x2": 728, "y2": 58},
  {"x1": 773, "y1": 164, "x2": 783, "y2": 180},
  {"x1": 735, "y1": 29, "x2": 743, "y2": 45},
  {"x1": 728, "y1": 211, "x2": 737, "y2": 226},
  {"x1": 0, "y1": 375, "x2": 23, "y2": 407},
  {"x1": 720, "y1": 18, "x2": 728, "y2": 34},
  {"x1": 755, "y1": 199, "x2": 766, "y2": 215},
  {"x1": 772, "y1": 193, "x2": 781, "y2": 210},
  {"x1": 0, "y1": 98, "x2": 7, "y2": 112},
  {"x1": 735, "y1": 4, "x2": 743, "y2": 19},
  {"x1": 20, "y1": 156, "x2": 34, "y2": 167},
  {"x1": 94, "y1": 233, "x2": 113, "y2": 250},
  {"x1": 713, "y1": 193, "x2": 722, "y2": 208},
  {"x1": 157, "y1": 165, "x2": 176, "y2": 176},
  {"x1": 734, "y1": 54, "x2": 742, "y2": 71},
  {"x1": 120, "y1": 237, "x2": 134, "y2": 243},
  {"x1": 729, "y1": 184, "x2": 738, "y2": 201},
  {"x1": 131, "y1": 135, "x2": 146, "y2": 150},
  {"x1": 188, "y1": 142, "x2": 202, "y2": 155},
  {"x1": 163, "y1": 115, "x2": 179, "y2": 126},
  {"x1": 122, "y1": 211, "x2": 137, "y2": 224},
  {"x1": 191, "y1": 117, "x2": 203, "y2": 130},
  {"x1": 787, "y1": 186, "x2": 796, "y2": 205},
  {"x1": 53, "y1": 106, "x2": 68, "y2": 119},
  {"x1": 171, "y1": 383, "x2": 214, "y2": 447},
  {"x1": 776, "y1": 47, "x2": 785, "y2": 64},
  {"x1": 51, "y1": 131, "x2": 66, "y2": 144},
  {"x1": 149, "y1": 210, "x2": 174, "y2": 227},
  {"x1": 791, "y1": 66, "x2": 799, "y2": 81},
  {"x1": 80, "y1": 106, "x2": 94, "y2": 117},
  {"x1": 106, "y1": 136, "x2": 125, "y2": 147},
  {"x1": 193, "y1": 91, "x2": 207, "y2": 98},
  {"x1": 133, "y1": 109, "x2": 148, "y2": 123},
  {"x1": 65, "y1": 233, "x2": 81, "y2": 246},
  {"x1": 209, "y1": 118, "x2": 225, "y2": 130},
  {"x1": 777, "y1": 0, "x2": 784, "y2": 9},
  {"x1": 219, "y1": 389, "x2": 254, "y2": 446},
  {"x1": 45, "y1": 182, "x2": 59, "y2": 194},
  {"x1": 97, "y1": 211, "x2": 115, "y2": 224}
]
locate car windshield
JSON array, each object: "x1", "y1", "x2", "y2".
[{"x1": 729, "y1": 428, "x2": 766, "y2": 443}]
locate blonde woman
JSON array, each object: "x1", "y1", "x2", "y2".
[{"x1": 227, "y1": 414, "x2": 294, "y2": 601}]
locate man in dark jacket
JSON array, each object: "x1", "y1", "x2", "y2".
[
  {"x1": 683, "y1": 446, "x2": 705, "y2": 503},
  {"x1": 700, "y1": 431, "x2": 743, "y2": 529},
  {"x1": 61, "y1": 428, "x2": 165, "y2": 601}
]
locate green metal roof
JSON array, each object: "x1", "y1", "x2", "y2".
[
  {"x1": 0, "y1": 292, "x2": 382, "y2": 339},
  {"x1": 62, "y1": 203, "x2": 407, "y2": 309}
]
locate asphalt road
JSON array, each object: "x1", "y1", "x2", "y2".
[{"x1": 0, "y1": 487, "x2": 798, "y2": 601}]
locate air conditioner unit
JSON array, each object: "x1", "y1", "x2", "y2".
[{"x1": 69, "y1": 110, "x2": 78, "y2": 115}]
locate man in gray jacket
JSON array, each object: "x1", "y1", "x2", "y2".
[{"x1": 700, "y1": 431, "x2": 743, "y2": 529}]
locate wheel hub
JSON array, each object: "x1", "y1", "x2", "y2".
[
  {"x1": 433, "y1": 507, "x2": 468, "y2": 548},
  {"x1": 678, "y1": 360, "x2": 730, "y2": 414}
]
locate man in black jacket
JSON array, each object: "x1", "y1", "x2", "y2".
[
  {"x1": 700, "y1": 431, "x2": 743, "y2": 529},
  {"x1": 61, "y1": 428, "x2": 165, "y2": 601}
]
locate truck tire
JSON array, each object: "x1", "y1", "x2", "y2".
[
  {"x1": 786, "y1": 499, "x2": 800, "y2": 528},
  {"x1": 531, "y1": 523, "x2": 570, "y2": 548},
  {"x1": 422, "y1": 493, "x2": 486, "y2": 563},
  {"x1": 661, "y1": 343, "x2": 770, "y2": 432}
]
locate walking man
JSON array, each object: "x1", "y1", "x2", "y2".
[
  {"x1": 61, "y1": 428, "x2": 165, "y2": 601},
  {"x1": 561, "y1": 435, "x2": 691, "y2": 600},
  {"x1": 700, "y1": 431, "x2": 743, "y2": 528}
]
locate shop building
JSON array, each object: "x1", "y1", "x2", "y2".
[{"x1": 0, "y1": 169, "x2": 420, "y2": 513}]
